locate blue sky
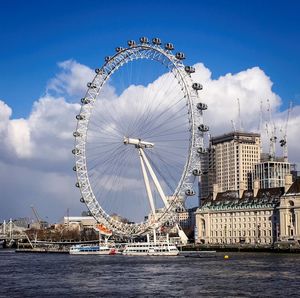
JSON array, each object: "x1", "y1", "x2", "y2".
[
  {"x1": 1, "y1": 0, "x2": 299, "y2": 117},
  {"x1": 0, "y1": 0, "x2": 300, "y2": 221}
]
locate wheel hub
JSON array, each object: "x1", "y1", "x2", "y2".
[{"x1": 123, "y1": 137, "x2": 154, "y2": 149}]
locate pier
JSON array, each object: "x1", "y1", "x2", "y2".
[{"x1": 0, "y1": 219, "x2": 28, "y2": 248}]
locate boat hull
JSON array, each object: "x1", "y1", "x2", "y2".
[
  {"x1": 122, "y1": 242, "x2": 179, "y2": 256},
  {"x1": 70, "y1": 250, "x2": 113, "y2": 255},
  {"x1": 122, "y1": 251, "x2": 178, "y2": 256},
  {"x1": 69, "y1": 245, "x2": 117, "y2": 255}
]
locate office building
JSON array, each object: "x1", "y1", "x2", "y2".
[{"x1": 200, "y1": 131, "x2": 261, "y2": 197}]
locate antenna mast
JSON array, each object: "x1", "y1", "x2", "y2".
[
  {"x1": 279, "y1": 101, "x2": 292, "y2": 162},
  {"x1": 258, "y1": 100, "x2": 263, "y2": 154},
  {"x1": 237, "y1": 98, "x2": 243, "y2": 131},
  {"x1": 231, "y1": 120, "x2": 237, "y2": 132},
  {"x1": 266, "y1": 99, "x2": 277, "y2": 160}
]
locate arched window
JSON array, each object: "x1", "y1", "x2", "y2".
[{"x1": 201, "y1": 219, "x2": 205, "y2": 237}]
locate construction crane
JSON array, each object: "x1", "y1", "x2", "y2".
[
  {"x1": 229, "y1": 99, "x2": 241, "y2": 133},
  {"x1": 237, "y1": 98, "x2": 243, "y2": 131},
  {"x1": 231, "y1": 120, "x2": 237, "y2": 132},
  {"x1": 31, "y1": 206, "x2": 43, "y2": 229},
  {"x1": 279, "y1": 102, "x2": 293, "y2": 162},
  {"x1": 258, "y1": 100, "x2": 263, "y2": 154},
  {"x1": 265, "y1": 99, "x2": 277, "y2": 160}
]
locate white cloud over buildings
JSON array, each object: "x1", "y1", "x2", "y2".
[
  {"x1": 47, "y1": 59, "x2": 95, "y2": 97},
  {"x1": 0, "y1": 59, "x2": 299, "y2": 221},
  {"x1": 192, "y1": 63, "x2": 281, "y2": 134}
]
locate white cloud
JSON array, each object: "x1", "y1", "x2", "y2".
[
  {"x1": 0, "y1": 160, "x2": 80, "y2": 221},
  {"x1": 192, "y1": 64, "x2": 281, "y2": 134},
  {"x1": 0, "y1": 97, "x2": 81, "y2": 165},
  {"x1": 190, "y1": 63, "x2": 300, "y2": 165},
  {"x1": 0, "y1": 100, "x2": 11, "y2": 132},
  {"x1": 7, "y1": 119, "x2": 32, "y2": 158},
  {"x1": 28, "y1": 95, "x2": 80, "y2": 163},
  {"x1": 47, "y1": 59, "x2": 95, "y2": 97},
  {"x1": 0, "y1": 59, "x2": 299, "y2": 222},
  {"x1": 0, "y1": 101, "x2": 12, "y2": 157}
]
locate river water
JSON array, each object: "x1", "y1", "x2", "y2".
[{"x1": 0, "y1": 250, "x2": 299, "y2": 297}]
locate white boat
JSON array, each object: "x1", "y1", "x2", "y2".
[
  {"x1": 69, "y1": 225, "x2": 118, "y2": 255},
  {"x1": 122, "y1": 241, "x2": 179, "y2": 256},
  {"x1": 69, "y1": 244, "x2": 117, "y2": 255}
]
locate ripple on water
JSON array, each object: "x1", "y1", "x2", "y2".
[{"x1": 0, "y1": 251, "x2": 299, "y2": 297}]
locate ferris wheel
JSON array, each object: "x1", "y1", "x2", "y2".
[{"x1": 72, "y1": 37, "x2": 208, "y2": 237}]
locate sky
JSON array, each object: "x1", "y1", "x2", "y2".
[{"x1": 0, "y1": 0, "x2": 299, "y2": 223}]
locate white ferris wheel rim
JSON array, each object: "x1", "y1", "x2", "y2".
[{"x1": 73, "y1": 38, "x2": 207, "y2": 236}]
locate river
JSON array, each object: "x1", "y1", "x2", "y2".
[{"x1": 0, "y1": 250, "x2": 299, "y2": 297}]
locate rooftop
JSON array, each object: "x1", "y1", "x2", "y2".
[
  {"x1": 211, "y1": 131, "x2": 260, "y2": 145},
  {"x1": 286, "y1": 177, "x2": 300, "y2": 195},
  {"x1": 199, "y1": 187, "x2": 284, "y2": 212}
]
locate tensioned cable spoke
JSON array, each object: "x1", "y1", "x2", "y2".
[
  {"x1": 89, "y1": 106, "x2": 124, "y2": 137},
  {"x1": 138, "y1": 92, "x2": 185, "y2": 132},
  {"x1": 146, "y1": 120, "x2": 188, "y2": 141},
  {"x1": 140, "y1": 102, "x2": 187, "y2": 138},
  {"x1": 90, "y1": 146, "x2": 130, "y2": 199},
  {"x1": 75, "y1": 43, "x2": 201, "y2": 230},
  {"x1": 97, "y1": 152, "x2": 133, "y2": 210},
  {"x1": 87, "y1": 144, "x2": 127, "y2": 171},
  {"x1": 128, "y1": 71, "x2": 177, "y2": 134}
]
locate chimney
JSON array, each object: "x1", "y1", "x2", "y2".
[
  {"x1": 253, "y1": 179, "x2": 259, "y2": 198},
  {"x1": 239, "y1": 181, "x2": 246, "y2": 199},
  {"x1": 212, "y1": 183, "x2": 219, "y2": 200},
  {"x1": 284, "y1": 174, "x2": 293, "y2": 193}
]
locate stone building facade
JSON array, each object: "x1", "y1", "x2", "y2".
[
  {"x1": 278, "y1": 177, "x2": 300, "y2": 242},
  {"x1": 195, "y1": 176, "x2": 300, "y2": 246}
]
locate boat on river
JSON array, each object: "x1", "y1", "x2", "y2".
[
  {"x1": 69, "y1": 244, "x2": 117, "y2": 255},
  {"x1": 69, "y1": 223, "x2": 118, "y2": 255},
  {"x1": 122, "y1": 241, "x2": 179, "y2": 256}
]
